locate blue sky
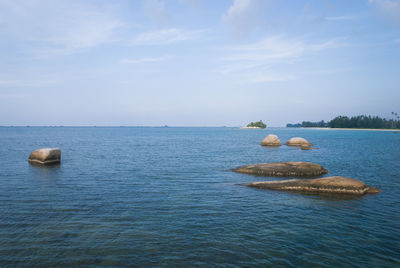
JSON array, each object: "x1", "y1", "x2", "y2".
[{"x1": 0, "y1": 0, "x2": 399, "y2": 126}]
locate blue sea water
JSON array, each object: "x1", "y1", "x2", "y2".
[{"x1": 0, "y1": 127, "x2": 399, "y2": 267}]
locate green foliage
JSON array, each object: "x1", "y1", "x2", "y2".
[
  {"x1": 286, "y1": 121, "x2": 328, "y2": 128},
  {"x1": 328, "y1": 115, "x2": 400, "y2": 129},
  {"x1": 286, "y1": 123, "x2": 301, "y2": 128},
  {"x1": 287, "y1": 114, "x2": 400, "y2": 129},
  {"x1": 301, "y1": 120, "x2": 328, "y2": 128},
  {"x1": 247, "y1": 120, "x2": 267, "y2": 129}
]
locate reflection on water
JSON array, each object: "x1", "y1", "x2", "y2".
[
  {"x1": 302, "y1": 191, "x2": 368, "y2": 202},
  {"x1": 29, "y1": 163, "x2": 62, "y2": 180},
  {"x1": 249, "y1": 186, "x2": 368, "y2": 201}
]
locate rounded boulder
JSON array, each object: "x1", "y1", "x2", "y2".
[
  {"x1": 261, "y1": 134, "x2": 281, "y2": 146},
  {"x1": 286, "y1": 137, "x2": 312, "y2": 146},
  {"x1": 28, "y1": 148, "x2": 61, "y2": 165}
]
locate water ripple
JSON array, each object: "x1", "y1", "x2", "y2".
[{"x1": 0, "y1": 127, "x2": 399, "y2": 266}]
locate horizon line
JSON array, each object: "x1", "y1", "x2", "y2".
[{"x1": 0, "y1": 125, "x2": 285, "y2": 128}]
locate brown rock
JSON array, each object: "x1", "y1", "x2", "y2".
[
  {"x1": 286, "y1": 137, "x2": 312, "y2": 146},
  {"x1": 233, "y1": 162, "x2": 328, "y2": 177},
  {"x1": 261, "y1": 134, "x2": 281, "y2": 146},
  {"x1": 247, "y1": 176, "x2": 380, "y2": 195},
  {"x1": 28, "y1": 148, "x2": 61, "y2": 165}
]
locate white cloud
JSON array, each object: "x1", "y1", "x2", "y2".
[
  {"x1": 222, "y1": 0, "x2": 270, "y2": 38},
  {"x1": 132, "y1": 28, "x2": 205, "y2": 45},
  {"x1": 120, "y1": 56, "x2": 171, "y2": 64},
  {"x1": 246, "y1": 73, "x2": 296, "y2": 83},
  {"x1": 180, "y1": 0, "x2": 203, "y2": 9},
  {"x1": 37, "y1": 18, "x2": 121, "y2": 56},
  {"x1": 143, "y1": 0, "x2": 171, "y2": 26},
  {"x1": 325, "y1": 15, "x2": 356, "y2": 21},
  {"x1": 223, "y1": 35, "x2": 305, "y2": 63},
  {"x1": 0, "y1": 78, "x2": 55, "y2": 87},
  {"x1": 224, "y1": 0, "x2": 252, "y2": 19},
  {"x1": 369, "y1": 0, "x2": 400, "y2": 24},
  {"x1": 310, "y1": 38, "x2": 348, "y2": 51},
  {"x1": 220, "y1": 35, "x2": 347, "y2": 83},
  {"x1": 0, "y1": 0, "x2": 122, "y2": 55}
]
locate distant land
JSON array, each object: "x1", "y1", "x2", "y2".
[
  {"x1": 242, "y1": 120, "x2": 267, "y2": 129},
  {"x1": 287, "y1": 114, "x2": 400, "y2": 129}
]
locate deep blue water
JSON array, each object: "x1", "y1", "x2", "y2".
[{"x1": 0, "y1": 127, "x2": 399, "y2": 267}]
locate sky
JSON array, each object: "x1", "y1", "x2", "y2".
[{"x1": 0, "y1": 0, "x2": 399, "y2": 126}]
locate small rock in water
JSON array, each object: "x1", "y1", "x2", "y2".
[
  {"x1": 261, "y1": 134, "x2": 281, "y2": 146},
  {"x1": 246, "y1": 176, "x2": 380, "y2": 195},
  {"x1": 286, "y1": 137, "x2": 312, "y2": 146},
  {"x1": 233, "y1": 162, "x2": 328, "y2": 177},
  {"x1": 28, "y1": 148, "x2": 61, "y2": 165}
]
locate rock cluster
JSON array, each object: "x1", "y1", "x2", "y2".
[
  {"x1": 233, "y1": 160, "x2": 380, "y2": 195},
  {"x1": 261, "y1": 135, "x2": 313, "y2": 148}
]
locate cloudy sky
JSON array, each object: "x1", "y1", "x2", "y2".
[{"x1": 0, "y1": 0, "x2": 399, "y2": 126}]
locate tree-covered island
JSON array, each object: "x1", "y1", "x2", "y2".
[
  {"x1": 287, "y1": 114, "x2": 400, "y2": 129},
  {"x1": 246, "y1": 120, "x2": 267, "y2": 129}
]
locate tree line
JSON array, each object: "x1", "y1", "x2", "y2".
[{"x1": 287, "y1": 114, "x2": 400, "y2": 129}]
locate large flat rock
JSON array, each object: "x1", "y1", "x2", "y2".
[
  {"x1": 247, "y1": 176, "x2": 380, "y2": 195},
  {"x1": 233, "y1": 162, "x2": 328, "y2": 177},
  {"x1": 28, "y1": 148, "x2": 61, "y2": 165}
]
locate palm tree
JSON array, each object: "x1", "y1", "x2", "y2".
[
  {"x1": 391, "y1": 112, "x2": 399, "y2": 128},
  {"x1": 391, "y1": 112, "x2": 396, "y2": 128}
]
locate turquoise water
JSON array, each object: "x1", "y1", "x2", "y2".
[{"x1": 0, "y1": 127, "x2": 399, "y2": 267}]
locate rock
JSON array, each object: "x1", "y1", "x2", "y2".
[
  {"x1": 301, "y1": 145, "x2": 319, "y2": 150},
  {"x1": 28, "y1": 148, "x2": 61, "y2": 165},
  {"x1": 301, "y1": 145, "x2": 312, "y2": 150},
  {"x1": 246, "y1": 176, "x2": 380, "y2": 195},
  {"x1": 286, "y1": 137, "x2": 312, "y2": 146},
  {"x1": 233, "y1": 162, "x2": 328, "y2": 177},
  {"x1": 261, "y1": 134, "x2": 281, "y2": 146}
]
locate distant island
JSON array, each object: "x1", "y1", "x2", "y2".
[
  {"x1": 243, "y1": 120, "x2": 267, "y2": 129},
  {"x1": 287, "y1": 114, "x2": 400, "y2": 129}
]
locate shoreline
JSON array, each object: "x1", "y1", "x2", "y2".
[{"x1": 307, "y1": 127, "x2": 399, "y2": 132}]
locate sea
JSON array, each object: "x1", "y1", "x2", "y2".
[{"x1": 0, "y1": 127, "x2": 399, "y2": 267}]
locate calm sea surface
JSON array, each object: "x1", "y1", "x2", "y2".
[{"x1": 0, "y1": 127, "x2": 399, "y2": 267}]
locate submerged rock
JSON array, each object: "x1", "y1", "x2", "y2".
[
  {"x1": 301, "y1": 144, "x2": 319, "y2": 150},
  {"x1": 286, "y1": 137, "x2": 312, "y2": 146},
  {"x1": 233, "y1": 162, "x2": 328, "y2": 177},
  {"x1": 28, "y1": 148, "x2": 61, "y2": 165},
  {"x1": 247, "y1": 176, "x2": 380, "y2": 195},
  {"x1": 261, "y1": 134, "x2": 281, "y2": 146}
]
